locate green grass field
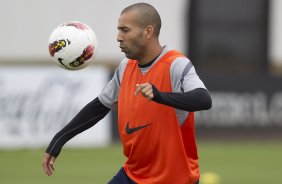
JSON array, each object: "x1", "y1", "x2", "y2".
[{"x1": 0, "y1": 141, "x2": 281, "y2": 184}]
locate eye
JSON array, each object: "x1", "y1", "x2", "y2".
[
  {"x1": 123, "y1": 29, "x2": 129, "y2": 33},
  {"x1": 118, "y1": 27, "x2": 130, "y2": 33}
]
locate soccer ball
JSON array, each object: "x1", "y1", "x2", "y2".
[{"x1": 48, "y1": 21, "x2": 98, "y2": 70}]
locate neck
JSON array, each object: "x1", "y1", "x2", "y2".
[{"x1": 138, "y1": 44, "x2": 163, "y2": 66}]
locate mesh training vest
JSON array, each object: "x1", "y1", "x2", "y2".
[{"x1": 118, "y1": 50, "x2": 200, "y2": 184}]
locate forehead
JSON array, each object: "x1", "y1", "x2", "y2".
[{"x1": 118, "y1": 10, "x2": 141, "y2": 28}]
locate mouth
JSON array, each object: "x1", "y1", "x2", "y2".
[{"x1": 119, "y1": 45, "x2": 126, "y2": 52}]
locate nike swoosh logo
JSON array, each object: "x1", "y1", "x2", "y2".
[{"x1": 126, "y1": 122, "x2": 152, "y2": 135}]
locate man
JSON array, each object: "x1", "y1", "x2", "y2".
[{"x1": 43, "y1": 3, "x2": 212, "y2": 184}]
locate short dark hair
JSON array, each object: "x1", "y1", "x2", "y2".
[{"x1": 121, "y1": 3, "x2": 162, "y2": 37}]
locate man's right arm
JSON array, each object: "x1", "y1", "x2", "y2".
[
  {"x1": 43, "y1": 58, "x2": 127, "y2": 176},
  {"x1": 45, "y1": 97, "x2": 110, "y2": 157}
]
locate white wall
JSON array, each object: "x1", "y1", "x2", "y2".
[
  {"x1": 1, "y1": 0, "x2": 281, "y2": 65},
  {"x1": 0, "y1": 65, "x2": 111, "y2": 148},
  {"x1": 0, "y1": 0, "x2": 187, "y2": 63},
  {"x1": 269, "y1": 0, "x2": 282, "y2": 65}
]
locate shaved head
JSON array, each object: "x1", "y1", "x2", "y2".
[{"x1": 121, "y1": 3, "x2": 162, "y2": 37}]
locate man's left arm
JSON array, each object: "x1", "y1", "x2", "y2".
[
  {"x1": 152, "y1": 85, "x2": 211, "y2": 111},
  {"x1": 135, "y1": 83, "x2": 212, "y2": 111}
]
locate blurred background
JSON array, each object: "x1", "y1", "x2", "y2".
[{"x1": 0, "y1": 0, "x2": 281, "y2": 183}]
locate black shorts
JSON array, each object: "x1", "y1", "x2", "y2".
[
  {"x1": 107, "y1": 167, "x2": 136, "y2": 184},
  {"x1": 108, "y1": 167, "x2": 200, "y2": 184}
]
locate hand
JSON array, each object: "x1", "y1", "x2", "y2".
[
  {"x1": 42, "y1": 152, "x2": 56, "y2": 176},
  {"x1": 135, "y1": 83, "x2": 154, "y2": 101}
]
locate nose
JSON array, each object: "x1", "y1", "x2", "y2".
[{"x1": 117, "y1": 32, "x2": 123, "y2": 43}]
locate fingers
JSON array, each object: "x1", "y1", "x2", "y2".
[
  {"x1": 134, "y1": 83, "x2": 144, "y2": 96},
  {"x1": 50, "y1": 156, "x2": 56, "y2": 172},
  {"x1": 135, "y1": 83, "x2": 154, "y2": 101},
  {"x1": 42, "y1": 153, "x2": 56, "y2": 176}
]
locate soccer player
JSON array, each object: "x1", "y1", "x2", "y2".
[{"x1": 42, "y1": 3, "x2": 212, "y2": 184}]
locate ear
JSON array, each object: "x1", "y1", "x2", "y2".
[{"x1": 144, "y1": 25, "x2": 154, "y2": 40}]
